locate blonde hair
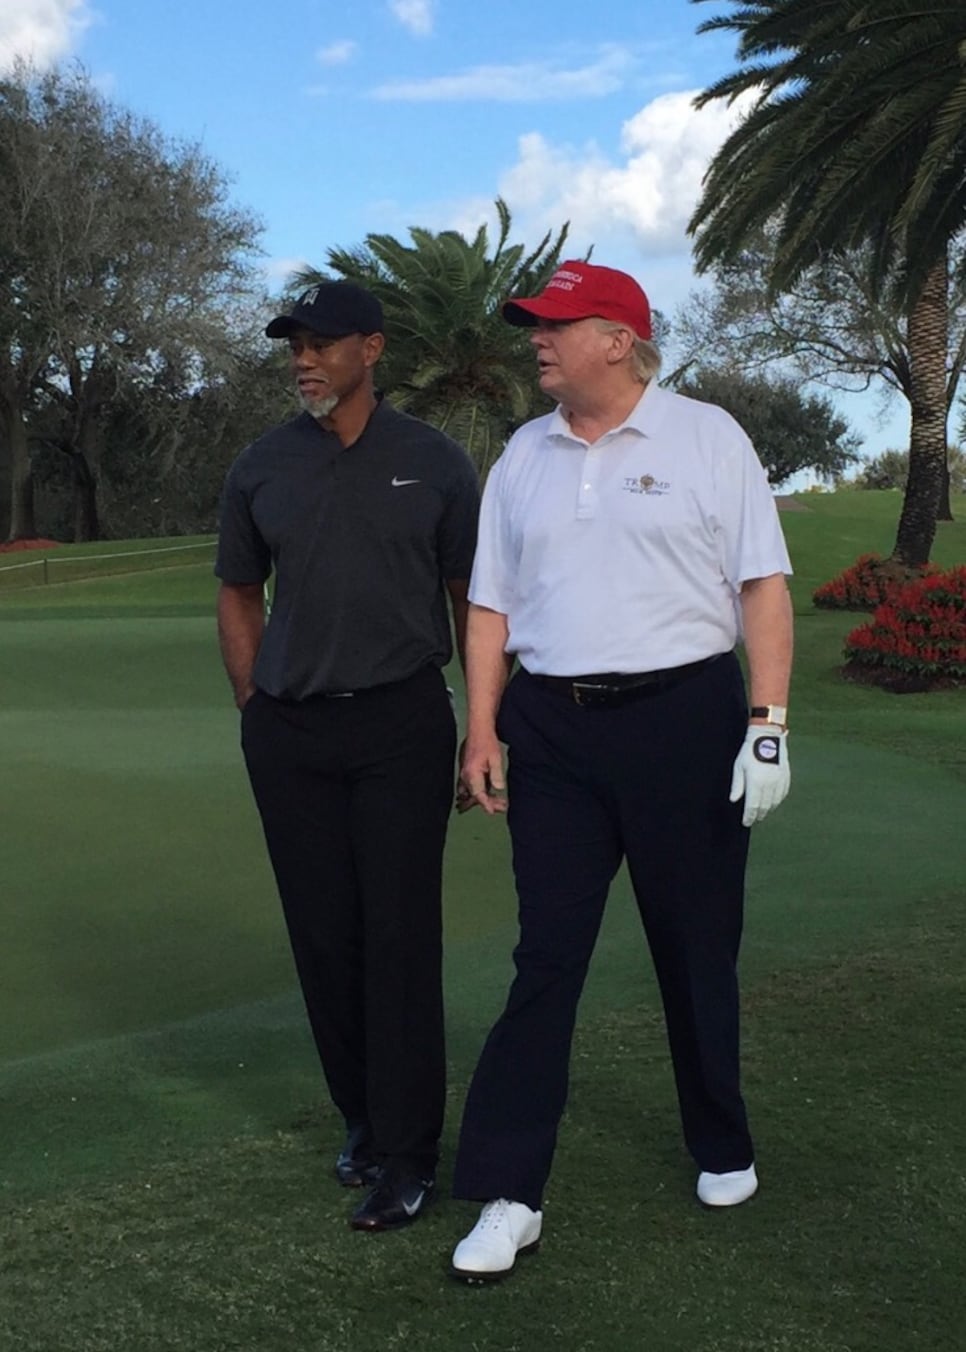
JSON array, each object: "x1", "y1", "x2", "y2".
[{"x1": 594, "y1": 319, "x2": 661, "y2": 384}]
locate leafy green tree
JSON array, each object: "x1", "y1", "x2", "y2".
[
  {"x1": 0, "y1": 64, "x2": 262, "y2": 541},
  {"x1": 671, "y1": 227, "x2": 966, "y2": 519},
  {"x1": 96, "y1": 349, "x2": 293, "y2": 539},
  {"x1": 293, "y1": 200, "x2": 571, "y2": 476},
  {"x1": 30, "y1": 345, "x2": 294, "y2": 540},
  {"x1": 688, "y1": 0, "x2": 966, "y2": 565},
  {"x1": 674, "y1": 367, "x2": 861, "y2": 486}
]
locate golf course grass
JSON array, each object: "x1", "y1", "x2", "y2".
[{"x1": 1, "y1": 495, "x2": 963, "y2": 1351}]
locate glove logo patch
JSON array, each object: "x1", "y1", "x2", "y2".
[{"x1": 753, "y1": 735, "x2": 781, "y2": 764}]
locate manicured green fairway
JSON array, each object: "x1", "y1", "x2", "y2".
[{"x1": 1, "y1": 497, "x2": 964, "y2": 1351}]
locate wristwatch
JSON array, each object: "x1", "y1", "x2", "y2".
[{"x1": 750, "y1": 704, "x2": 787, "y2": 727}]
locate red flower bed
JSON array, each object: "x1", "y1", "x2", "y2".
[
  {"x1": 843, "y1": 566, "x2": 966, "y2": 692},
  {"x1": 0, "y1": 538, "x2": 61, "y2": 553},
  {"x1": 813, "y1": 553, "x2": 940, "y2": 611}
]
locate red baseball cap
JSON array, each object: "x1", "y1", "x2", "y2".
[{"x1": 502, "y1": 260, "x2": 652, "y2": 339}]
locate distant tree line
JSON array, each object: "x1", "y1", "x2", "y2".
[
  {"x1": 0, "y1": 63, "x2": 290, "y2": 543},
  {"x1": 4, "y1": 37, "x2": 965, "y2": 549},
  {"x1": 851, "y1": 446, "x2": 966, "y2": 494}
]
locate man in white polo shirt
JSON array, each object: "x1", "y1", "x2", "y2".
[{"x1": 449, "y1": 260, "x2": 793, "y2": 1282}]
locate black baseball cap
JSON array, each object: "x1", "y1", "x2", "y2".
[{"x1": 266, "y1": 281, "x2": 384, "y2": 339}]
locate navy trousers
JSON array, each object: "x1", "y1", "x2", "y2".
[
  {"x1": 241, "y1": 665, "x2": 455, "y2": 1177},
  {"x1": 452, "y1": 653, "x2": 754, "y2": 1210}
]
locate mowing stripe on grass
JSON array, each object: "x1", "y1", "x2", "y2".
[{"x1": 2, "y1": 506, "x2": 963, "y2": 1351}]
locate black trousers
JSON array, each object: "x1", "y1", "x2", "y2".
[
  {"x1": 452, "y1": 653, "x2": 754, "y2": 1211},
  {"x1": 241, "y1": 665, "x2": 455, "y2": 1177}
]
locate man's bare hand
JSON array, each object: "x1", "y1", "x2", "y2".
[{"x1": 456, "y1": 734, "x2": 507, "y2": 815}]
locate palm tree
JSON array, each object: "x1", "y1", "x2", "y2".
[
  {"x1": 293, "y1": 200, "x2": 571, "y2": 477},
  {"x1": 688, "y1": 0, "x2": 966, "y2": 565}
]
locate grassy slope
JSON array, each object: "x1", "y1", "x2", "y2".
[
  {"x1": 778, "y1": 492, "x2": 966, "y2": 774},
  {"x1": 1, "y1": 495, "x2": 964, "y2": 1351}
]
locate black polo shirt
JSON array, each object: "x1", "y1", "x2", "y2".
[{"x1": 215, "y1": 400, "x2": 480, "y2": 699}]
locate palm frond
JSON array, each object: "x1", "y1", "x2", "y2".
[{"x1": 691, "y1": 0, "x2": 966, "y2": 305}]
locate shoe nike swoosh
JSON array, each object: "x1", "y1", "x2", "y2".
[
  {"x1": 391, "y1": 476, "x2": 420, "y2": 487},
  {"x1": 402, "y1": 1189, "x2": 425, "y2": 1217}
]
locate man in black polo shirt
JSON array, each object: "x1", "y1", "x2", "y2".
[{"x1": 215, "y1": 281, "x2": 479, "y2": 1231}]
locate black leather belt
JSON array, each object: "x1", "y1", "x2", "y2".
[{"x1": 524, "y1": 655, "x2": 721, "y2": 707}]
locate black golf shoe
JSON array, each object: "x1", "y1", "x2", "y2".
[
  {"x1": 335, "y1": 1125, "x2": 382, "y2": 1188},
  {"x1": 349, "y1": 1170, "x2": 435, "y2": 1231}
]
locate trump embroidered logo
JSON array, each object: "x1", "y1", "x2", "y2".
[{"x1": 622, "y1": 474, "x2": 670, "y2": 496}]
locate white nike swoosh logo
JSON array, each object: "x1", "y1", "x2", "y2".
[
  {"x1": 391, "y1": 476, "x2": 420, "y2": 487},
  {"x1": 402, "y1": 1190, "x2": 425, "y2": 1216}
]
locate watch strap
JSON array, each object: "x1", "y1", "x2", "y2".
[{"x1": 750, "y1": 704, "x2": 787, "y2": 727}]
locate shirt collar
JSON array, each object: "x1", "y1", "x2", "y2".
[{"x1": 547, "y1": 379, "x2": 661, "y2": 444}]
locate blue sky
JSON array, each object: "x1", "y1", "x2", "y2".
[{"x1": 2, "y1": 0, "x2": 910, "y2": 463}]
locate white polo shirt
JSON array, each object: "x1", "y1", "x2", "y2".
[{"x1": 469, "y1": 380, "x2": 792, "y2": 675}]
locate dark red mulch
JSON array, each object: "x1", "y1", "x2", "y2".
[
  {"x1": 841, "y1": 662, "x2": 964, "y2": 694},
  {"x1": 0, "y1": 538, "x2": 61, "y2": 553}
]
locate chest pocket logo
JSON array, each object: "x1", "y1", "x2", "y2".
[{"x1": 622, "y1": 473, "x2": 671, "y2": 497}]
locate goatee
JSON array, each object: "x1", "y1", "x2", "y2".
[{"x1": 299, "y1": 391, "x2": 339, "y2": 419}]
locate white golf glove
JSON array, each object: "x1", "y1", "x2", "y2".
[{"x1": 729, "y1": 724, "x2": 790, "y2": 827}]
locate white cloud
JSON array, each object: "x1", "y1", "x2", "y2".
[
  {"x1": 388, "y1": 0, "x2": 435, "y2": 37},
  {"x1": 263, "y1": 256, "x2": 311, "y2": 288},
  {"x1": 317, "y1": 40, "x2": 357, "y2": 67},
  {"x1": 371, "y1": 44, "x2": 633, "y2": 102},
  {"x1": 0, "y1": 0, "x2": 91, "y2": 72},
  {"x1": 492, "y1": 89, "x2": 754, "y2": 261},
  {"x1": 420, "y1": 90, "x2": 755, "y2": 319}
]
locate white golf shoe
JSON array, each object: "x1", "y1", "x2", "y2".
[
  {"x1": 451, "y1": 1198, "x2": 543, "y2": 1282},
  {"x1": 696, "y1": 1163, "x2": 759, "y2": 1207}
]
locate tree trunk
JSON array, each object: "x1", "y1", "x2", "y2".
[
  {"x1": 891, "y1": 254, "x2": 948, "y2": 567},
  {"x1": 1, "y1": 407, "x2": 37, "y2": 541},
  {"x1": 936, "y1": 457, "x2": 953, "y2": 522},
  {"x1": 0, "y1": 422, "x2": 11, "y2": 541},
  {"x1": 70, "y1": 450, "x2": 100, "y2": 542}
]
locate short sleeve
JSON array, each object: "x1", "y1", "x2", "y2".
[
  {"x1": 712, "y1": 417, "x2": 792, "y2": 587},
  {"x1": 467, "y1": 451, "x2": 517, "y2": 613},
  {"x1": 214, "y1": 457, "x2": 272, "y2": 585},
  {"x1": 436, "y1": 444, "x2": 481, "y2": 580}
]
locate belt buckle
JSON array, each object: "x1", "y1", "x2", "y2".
[{"x1": 572, "y1": 681, "x2": 604, "y2": 707}]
